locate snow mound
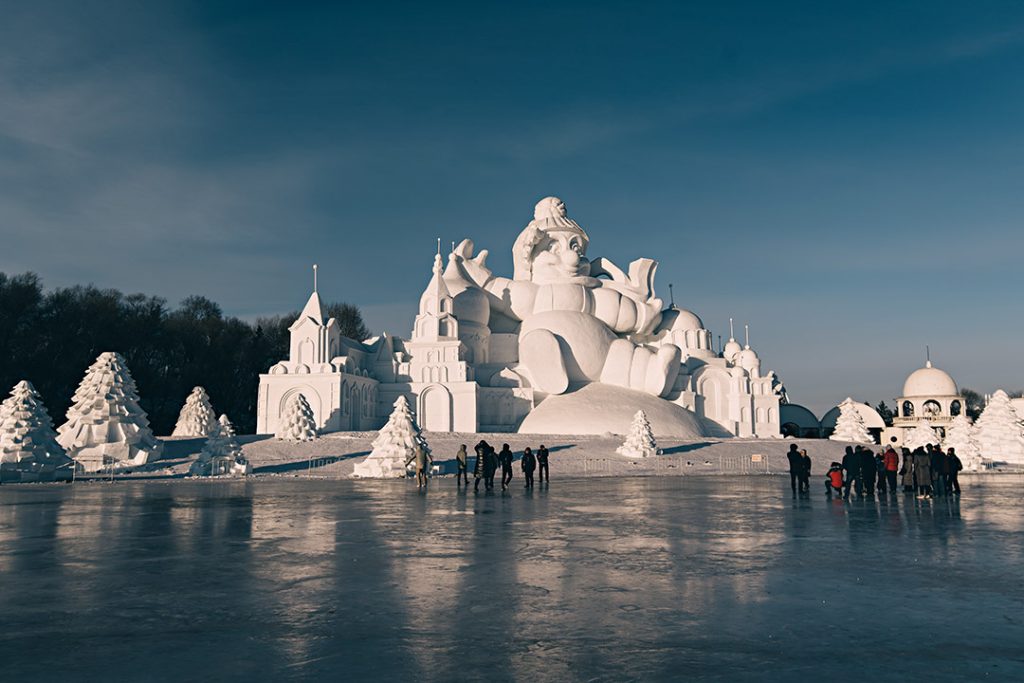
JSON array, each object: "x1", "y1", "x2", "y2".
[{"x1": 519, "y1": 383, "x2": 705, "y2": 438}]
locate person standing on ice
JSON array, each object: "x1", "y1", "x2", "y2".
[
  {"x1": 947, "y1": 447, "x2": 963, "y2": 495},
  {"x1": 842, "y1": 446, "x2": 860, "y2": 498},
  {"x1": 473, "y1": 440, "x2": 488, "y2": 492},
  {"x1": 537, "y1": 444, "x2": 550, "y2": 483},
  {"x1": 455, "y1": 444, "x2": 469, "y2": 486},
  {"x1": 786, "y1": 444, "x2": 802, "y2": 495},
  {"x1": 883, "y1": 446, "x2": 899, "y2": 494},
  {"x1": 499, "y1": 443, "x2": 514, "y2": 490},
  {"x1": 483, "y1": 444, "x2": 499, "y2": 491},
  {"x1": 521, "y1": 446, "x2": 536, "y2": 489},
  {"x1": 798, "y1": 449, "x2": 811, "y2": 493},
  {"x1": 406, "y1": 443, "x2": 432, "y2": 489},
  {"x1": 858, "y1": 446, "x2": 876, "y2": 497},
  {"x1": 900, "y1": 448, "x2": 915, "y2": 493},
  {"x1": 913, "y1": 447, "x2": 932, "y2": 498}
]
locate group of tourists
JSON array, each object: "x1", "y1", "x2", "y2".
[
  {"x1": 455, "y1": 441, "x2": 550, "y2": 492},
  {"x1": 790, "y1": 440, "x2": 964, "y2": 500}
]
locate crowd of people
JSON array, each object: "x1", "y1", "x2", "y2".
[
  {"x1": 789, "y1": 441, "x2": 964, "y2": 500},
  {"x1": 407, "y1": 440, "x2": 551, "y2": 491}
]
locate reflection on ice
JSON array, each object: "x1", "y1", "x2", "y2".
[{"x1": 0, "y1": 475, "x2": 1022, "y2": 680}]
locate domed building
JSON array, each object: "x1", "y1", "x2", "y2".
[{"x1": 883, "y1": 360, "x2": 964, "y2": 445}]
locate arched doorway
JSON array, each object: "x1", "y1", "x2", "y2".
[{"x1": 420, "y1": 386, "x2": 451, "y2": 431}]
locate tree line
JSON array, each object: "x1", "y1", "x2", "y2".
[{"x1": 0, "y1": 272, "x2": 370, "y2": 435}]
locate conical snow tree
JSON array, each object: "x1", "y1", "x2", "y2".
[
  {"x1": 903, "y1": 419, "x2": 940, "y2": 452},
  {"x1": 616, "y1": 410, "x2": 658, "y2": 458},
  {"x1": 276, "y1": 393, "x2": 318, "y2": 441},
  {"x1": 944, "y1": 413, "x2": 982, "y2": 471},
  {"x1": 0, "y1": 381, "x2": 70, "y2": 467},
  {"x1": 829, "y1": 398, "x2": 873, "y2": 443},
  {"x1": 974, "y1": 390, "x2": 1024, "y2": 464},
  {"x1": 57, "y1": 352, "x2": 162, "y2": 472},
  {"x1": 190, "y1": 414, "x2": 251, "y2": 476},
  {"x1": 353, "y1": 395, "x2": 429, "y2": 478},
  {"x1": 172, "y1": 386, "x2": 218, "y2": 437}
]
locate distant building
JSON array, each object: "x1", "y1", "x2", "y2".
[{"x1": 882, "y1": 360, "x2": 964, "y2": 445}]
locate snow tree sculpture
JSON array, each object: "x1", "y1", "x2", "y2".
[
  {"x1": 829, "y1": 398, "x2": 873, "y2": 443},
  {"x1": 903, "y1": 419, "x2": 940, "y2": 452},
  {"x1": 172, "y1": 386, "x2": 218, "y2": 437},
  {"x1": 944, "y1": 413, "x2": 982, "y2": 471},
  {"x1": 616, "y1": 410, "x2": 658, "y2": 458},
  {"x1": 0, "y1": 381, "x2": 70, "y2": 468},
  {"x1": 973, "y1": 390, "x2": 1024, "y2": 464},
  {"x1": 276, "y1": 392, "x2": 318, "y2": 441},
  {"x1": 57, "y1": 352, "x2": 162, "y2": 471},
  {"x1": 353, "y1": 395, "x2": 430, "y2": 478},
  {"x1": 190, "y1": 414, "x2": 251, "y2": 476}
]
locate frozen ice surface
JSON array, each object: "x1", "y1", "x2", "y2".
[{"x1": 1, "y1": 476, "x2": 1022, "y2": 682}]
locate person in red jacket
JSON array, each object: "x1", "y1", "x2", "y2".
[
  {"x1": 826, "y1": 462, "x2": 844, "y2": 497},
  {"x1": 883, "y1": 446, "x2": 899, "y2": 495}
]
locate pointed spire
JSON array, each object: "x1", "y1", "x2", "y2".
[
  {"x1": 296, "y1": 265, "x2": 326, "y2": 324},
  {"x1": 729, "y1": 317, "x2": 735, "y2": 341},
  {"x1": 744, "y1": 323, "x2": 750, "y2": 349},
  {"x1": 926, "y1": 345, "x2": 931, "y2": 368},
  {"x1": 668, "y1": 283, "x2": 675, "y2": 309}
]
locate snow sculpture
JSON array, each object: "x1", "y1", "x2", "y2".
[
  {"x1": 57, "y1": 352, "x2": 162, "y2": 472},
  {"x1": 903, "y1": 419, "x2": 940, "y2": 452},
  {"x1": 829, "y1": 398, "x2": 873, "y2": 443},
  {"x1": 973, "y1": 390, "x2": 1024, "y2": 464},
  {"x1": 453, "y1": 197, "x2": 682, "y2": 397},
  {"x1": 190, "y1": 414, "x2": 251, "y2": 476},
  {"x1": 0, "y1": 381, "x2": 70, "y2": 467},
  {"x1": 276, "y1": 393, "x2": 318, "y2": 441},
  {"x1": 616, "y1": 410, "x2": 659, "y2": 458},
  {"x1": 172, "y1": 386, "x2": 218, "y2": 437},
  {"x1": 353, "y1": 395, "x2": 430, "y2": 478},
  {"x1": 258, "y1": 196, "x2": 785, "y2": 439},
  {"x1": 943, "y1": 413, "x2": 982, "y2": 470}
]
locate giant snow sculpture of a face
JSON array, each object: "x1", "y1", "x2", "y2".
[{"x1": 512, "y1": 196, "x2": 592, "y2": 283}]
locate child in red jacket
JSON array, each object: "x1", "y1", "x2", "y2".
[{"x1": 826, "y1": 462, "x2": 844, "y2": 497}]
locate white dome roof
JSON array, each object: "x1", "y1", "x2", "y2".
[
  {"x1": 723, "y1": 338, "x2": 742, "y2": 361},
  {"x1": 902, "y1": 361, "x2": 958, "y2": 397},
  {"x1": 661, "y1": 307, "x2": 704, "y2": 332},
  {"x1": 737, "y1": 346, "x2": 759, "y2": 371}
]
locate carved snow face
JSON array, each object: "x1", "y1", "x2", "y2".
[{"x1": 530, "y1": 230, "x2": 590, "y2": 283}]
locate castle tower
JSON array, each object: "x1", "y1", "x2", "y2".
[
  {"x1": 257, "y1": 267, "x2": 380, "y2": 435},
  {"x1": 288, "y1": 284, "x2": 341, "y2": 370},
  {"x1": 400, "y1": 251, "x2": 477, "y2": 432}
]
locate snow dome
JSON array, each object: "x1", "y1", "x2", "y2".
[{"x1": 902, "y1": 361, "x2": 958, "y2": 397}]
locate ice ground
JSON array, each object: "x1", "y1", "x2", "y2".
[{"x1": 1, "y1": 477, "x2": 1022, "y2": 682}]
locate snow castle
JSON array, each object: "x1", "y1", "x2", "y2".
[{"x1": 257, "y1": 197, "x2": 785, "y2": 437}]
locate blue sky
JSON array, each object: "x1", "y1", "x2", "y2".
[{"x1": 3, "y1": 1, "x2": 1024, "y2": 414}]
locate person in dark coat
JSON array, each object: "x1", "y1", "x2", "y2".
[
  {"x1": 860, "y1": 447, "x2": 876, "y2": 496},
  {"x1": 482, "y1": 443, "x2": 498, "y2": 491},
  {"x1": 787, "y1": 444, "x2": 802, "y2": 495},
  {"x1": 455, "y1": 444, "x2": 469, "y2": 487},
  {"x1": 874, "y1": 451, "x2": 887, "y2": 494},
  {"x1": 932, "y1": 444, "x2": 949, "y2": 495},
  {"x1": 900, "y1": 448, "x2": 915, "y2": 492},
  {"x1": 798, "y1": 449, "x2": 812, "y2": 494},
  {"x1": 521, "y1": 447, "x2": 536, "y2": 488},
  {"x1": 913, "y1": 447, "x2": 932, "y2": 498},
  {"x1": 842, "y1": 446, "x2": 861, "y2": 498},
  {"x1": 947, "y1": 447, "x2": 963, "y2": 495},
  {"x1": 499, "y1": 444, "x2": 514, "y2": 490},
  {"x1": 473, "y1": 440, "x2": 488, "y2": 492},
  {"x1": 537, "y1": 444, "x2": 550, "y2": 483}
]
